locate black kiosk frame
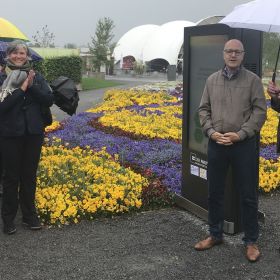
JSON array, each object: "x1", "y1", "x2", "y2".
[{"x1": 177, "y1": 24, "x2": 264, "y2": 234}]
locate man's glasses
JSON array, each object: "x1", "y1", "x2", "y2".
[{"x1": 223, "y1": 49, "x2": 244, "y2": 56}]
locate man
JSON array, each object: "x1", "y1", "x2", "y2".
[{"x1": 195, "y1": 39, "x2": 267, "y2": 262}]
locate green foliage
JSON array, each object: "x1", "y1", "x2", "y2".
[
  {"x1": 32, "y1": 60, "x2": 44, "y2": 74},
  {"x1": 141, "y1": 178, "x2": 175, "y2": 210},
  {"x1": 89, "y1": 17, "x2": 115, "y2": 72},
  {"x1": 33, "y1": 56, "x2": 82, "y2": 83},
  {"x1": 81, "y1": 77, "x2": 123, "y2": 91},
  {"x1": 263, "y1": 32, "x2": 280, "y2": 71},
  {"x1": 64, "y1": 43, "x2": 77, "y2": 49}
]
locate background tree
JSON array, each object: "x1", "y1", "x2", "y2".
[
  {"x1": 89, "y1": 17, "x2": 115, "y2": 72},
  {"x1": 262, "y1": 32, "x2": 280, "y2": 72},
  {"x1": 32, "y1": 25, "x2": 55, "y2": 48},
  {"x1": 64, "y1": 43, "x2": 77, "y2": 49}
]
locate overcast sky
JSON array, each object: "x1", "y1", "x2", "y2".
[{"x1": 1, "y1": 0, "x2": 251, "y2": 47}]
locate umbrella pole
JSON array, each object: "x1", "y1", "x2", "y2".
[{"x1": 272, "y1": 44, "x2": 280, "y2": 83}]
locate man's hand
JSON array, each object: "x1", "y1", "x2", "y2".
[
  {"x1": 210, "y1": 132, "x2": 224, "y2": 142},
  {"x1": 222, "y1": 132, "x2": 240, "y2": 145},
  {"x1": 211, "y1": 132, "x2": 240, "y2": 146}
]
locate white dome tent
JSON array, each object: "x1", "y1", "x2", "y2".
[
  {"x1": 113, "y1": 21, "x2": 195, "y2": 73},
  {"x1": 142, "y1": 20, "x2": 195, "y2": 66},
  {"x1": 195, "y1": 15, "x2": 224, "y2": 26},
  {"x1": 113, "y1": 24, "x2": 159, "y2": 69},
  {"x1": 113, "y1": 16, "x2": 222, "y2": 74}
]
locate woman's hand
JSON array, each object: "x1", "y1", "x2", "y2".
[{"x1": 20, "y1": 70, "x2": 35, "y2": 92}]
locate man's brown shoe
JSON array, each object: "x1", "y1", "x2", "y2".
[
  {"x1": 246, "y1": 244, "x2": 260, "y2": 262},
  {"x1": 194, "y1": 236, "x2": 223, "y2": 251}
]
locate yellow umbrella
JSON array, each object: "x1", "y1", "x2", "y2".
[{"x1": 0, "y1": 17, "x2": 29, "y2": 41}]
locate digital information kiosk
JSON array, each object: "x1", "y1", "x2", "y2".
[{"x1": 176, "y1": 24, "x2": 264, "y2": 234}]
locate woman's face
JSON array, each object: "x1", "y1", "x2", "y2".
[{"x1": 8, "y1": 46, "x2": 28, "y2": 66}]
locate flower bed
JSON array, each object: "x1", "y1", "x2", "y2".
[
  {"x1": 36, "y1": 139, "x2": 147, "y2": 225},
  {"x1": 38, "y1": 81, "x2": 279, "y2": 224}
]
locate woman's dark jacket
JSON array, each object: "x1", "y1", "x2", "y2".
[
  {"x1": 0, "y1": 72, "x2": 54, "y2": 137},
  {"x1": 271, "y1": 96, "x2": 280, "y2": 153}
]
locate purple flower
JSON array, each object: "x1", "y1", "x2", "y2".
[
  {"x1": 47, "y1": 112, "x2": 182, "y2": 194},
  {"x1": 47, "y1": 111, "x2": 279, "y2": 196},
  {"x1": 260, "y1": 145, "x2": 279, "y2": 161}
]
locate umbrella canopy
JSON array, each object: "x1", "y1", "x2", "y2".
[
  {"x1": 0, "y1": 18, "x2": 29, "y2": 41},
  {"x1": 220, "y1": 0, "x2": 280, "y2": 32},
  {"x1": 0, "y1": 41, "x2": 43, "y2": 65},
  {"x1": 220, "y1": 0, "x2": 280, "y2": 81}
]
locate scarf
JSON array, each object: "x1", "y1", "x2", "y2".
[{"x1": 0, "y1": 60, "x2": 32, "y2": 102}]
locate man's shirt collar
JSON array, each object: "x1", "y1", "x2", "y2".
[{"x1": 222, "y1": 65, "x2": 241, "y2": 80}]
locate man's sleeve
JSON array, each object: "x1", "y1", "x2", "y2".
[
  {"x1": 237, "y1": 76, "x2": 267, "y2": 140},
  {"x1": 198, "y1": 80, "x2": 215, "y2": 138}
]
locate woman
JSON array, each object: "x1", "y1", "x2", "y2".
[
  {"x1": 267, "y1": 81, "x2": 280, "y2": 153},
  {"x1": 0, "y1": 40, "x2": 53, "y2": 234},
  {"x1": 0, "y1": 63, "x2": 6, "y2": 197}
]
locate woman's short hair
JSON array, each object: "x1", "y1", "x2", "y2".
[{"x1": 6, "y1": 40, "x2": 31, "y2": 57}]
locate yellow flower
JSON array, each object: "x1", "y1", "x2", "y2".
[{"x1": 36, "y1": 143, "x2": 147, "y2": 225}]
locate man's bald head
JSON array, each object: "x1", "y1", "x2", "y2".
[{"x1": 223, "y1": 39, "x2": 245, "y2": 71}]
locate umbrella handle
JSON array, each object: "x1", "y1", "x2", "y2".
[{"x1": 272, "y1": 72, "x2": 276, "y2": 83}]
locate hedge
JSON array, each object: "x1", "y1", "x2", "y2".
[{"x1": 33, "y1": 56, "x2": 82, "y2": 83}]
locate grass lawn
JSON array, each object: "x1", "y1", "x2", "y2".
[{"x1": 81, "y1": 77, "x2": 123, "y2": 91}]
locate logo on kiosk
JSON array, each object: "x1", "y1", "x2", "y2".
[{"x1": 190, "y1": 152, "x2": 207, "y2": 180}]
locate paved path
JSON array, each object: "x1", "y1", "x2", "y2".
[{"x1": 0, "y1": 192, "x2": 279, "y2": 280}]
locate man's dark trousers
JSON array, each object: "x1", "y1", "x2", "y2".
[{"x1": 207, "y1": 136, "x2": 259, "y2": 244}]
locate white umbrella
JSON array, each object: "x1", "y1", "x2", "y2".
[{"x1": 220, "y1": 0, "x2": 280, "y2": 81}]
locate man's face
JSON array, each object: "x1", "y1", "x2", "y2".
[{"x1": 223, "y1": 40, "x2": 244, "y2": 71}]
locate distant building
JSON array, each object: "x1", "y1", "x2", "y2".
[
  {"x1": 32, "y1": 47, "x2": 79, "y2": 58},
  {"x1": 195, "y1": 15, "x2": 224, "y2": 26},
  {"x1": 79, "y1": 47, "x2": 94, "y2": 74}
]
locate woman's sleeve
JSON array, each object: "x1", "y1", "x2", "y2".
[
  {"x1": 0, "y1": 73, "x2": 25, "y2": 115},
  {"x1": 271, "y1": 96, "x2": 280, "y2": 113},
  {"x1": 28, "y1": 73, "x2": 54, "y2": 107},
  {"x1": 0, "y1": 89, "x2": 25, "y2": 115}
]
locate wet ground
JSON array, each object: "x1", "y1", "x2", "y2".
[{"x1": 0, "y1": 191, "x2": 279, "y2": 280}]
